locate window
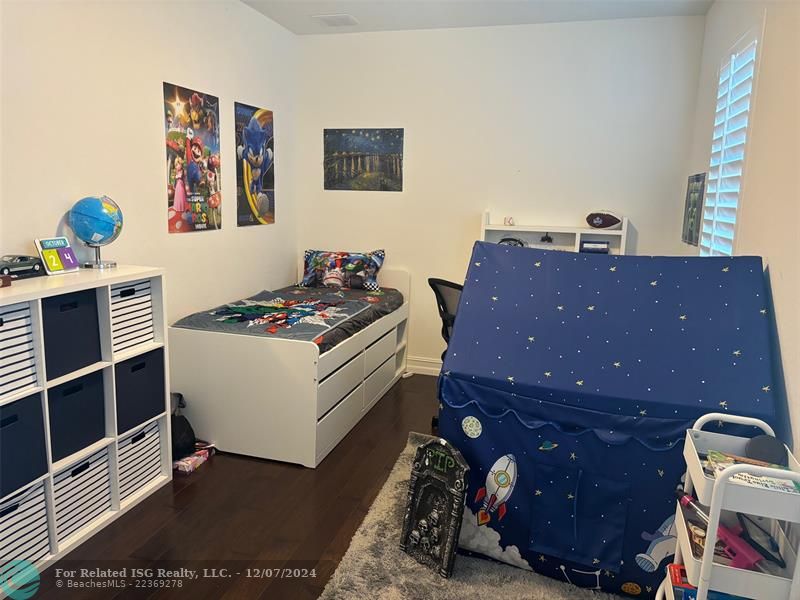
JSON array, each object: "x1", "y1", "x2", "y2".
[{"x1": 700, "y1": 35, "x2": 758, "y2": 256}]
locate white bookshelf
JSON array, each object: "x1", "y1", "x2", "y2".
[
  {"x1": 0, "y1": 266, "x2": 171, "y2": 572},
  {"x1": 480, "y1": 210, "x2": 630, "y2": 255},
  {"x1": 655, "y1": 413, "x2": 800, "y2": 600}
]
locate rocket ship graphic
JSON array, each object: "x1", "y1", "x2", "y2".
[{"x1": 474, "y1": 454, "x2": 517, "y2": 526}]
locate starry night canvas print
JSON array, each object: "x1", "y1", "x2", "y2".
[{"x1": 323, "y1": 128, "x2": 403, "y2": 191}]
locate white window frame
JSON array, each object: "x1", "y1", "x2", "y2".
[{"x1": 700, "y1": 27, "x2": 762, "y2": 257}]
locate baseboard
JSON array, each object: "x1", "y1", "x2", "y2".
[{"x1": 406, "y1": 355, "x2": 442, "y2": 377}]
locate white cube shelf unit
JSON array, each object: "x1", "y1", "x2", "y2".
[
  {"x1": 0, "y1": 266, "x2": 171, "y2": 572},
  {"x1": 481, "y1": 210, "x2": 630, "y2": 255}
]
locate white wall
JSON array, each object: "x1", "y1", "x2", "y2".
[
  {"x1": 0, "y1": 0, "x2": 298, "y2": 321},
  {"x1": 295, "y1": 17, "x2": 705, "y2": 365},
  {"x1": 683, "y1": 0, "x2": 799, "y2": 449}
]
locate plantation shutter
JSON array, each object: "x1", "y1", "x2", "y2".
[{"x1": 700, "y1": 37, "x2": 758, "y2": 257}]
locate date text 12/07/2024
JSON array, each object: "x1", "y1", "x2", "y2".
[{"x1": 53, "y1": 567, "x2": 318, "y2": 580}]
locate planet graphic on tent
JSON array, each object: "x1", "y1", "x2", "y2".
[
  {"x1": 461, "y1": 416, "x2": 482, "y2": 439},
  {"x1": 538, "y1": 440, "x2": 559, "y2": 451}
]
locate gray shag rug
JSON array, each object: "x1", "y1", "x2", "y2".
[{"x1": 320, "y1": 432, "x2": 621, "y2": 600}]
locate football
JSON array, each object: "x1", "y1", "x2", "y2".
[{"x1": 586, "y1": 211, "x2": 623, "y2": 229}]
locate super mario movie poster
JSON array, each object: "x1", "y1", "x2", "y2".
[
  {"x1": 164, "y1": 82, "x2": 222, "y2": 233},
  {"x1": 234, "y1": 102, "x2": 275, "y2": 226}
]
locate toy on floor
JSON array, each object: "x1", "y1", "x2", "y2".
[
  {"x1": 173, "y1": 441, "x2": 216, "y2": 474},
  {"x1": 400, "y1": 438, "x2": 469, "y2": 578}
]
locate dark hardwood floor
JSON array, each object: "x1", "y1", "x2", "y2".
[{"x1": 36, "y1": 374, "x2": 438, "y2": 600}]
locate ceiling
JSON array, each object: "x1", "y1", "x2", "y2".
[{"x1": 242, "y1": 0, "x2": 713, "y2": 35}]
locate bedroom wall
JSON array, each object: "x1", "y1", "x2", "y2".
[
  {"x1": 0, "y1": 0, "x2": 298, "y2": 321},
  {"x1": 295, "y1": 17, "x2": 705, "y2": 369},
  {"x1": 681, "y1": 0, "x2": 799, "y2": 449}
]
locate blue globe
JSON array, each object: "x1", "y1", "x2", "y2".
[{"x1": 69, "y1": 196, "x2": 123, "y2": 247}]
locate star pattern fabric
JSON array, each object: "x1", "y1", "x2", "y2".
[
  {"x1": 446, "y1": 242, "x2": 774, "y2": 421},
  {"x1": 438, "y1": 242, "x2": 779, "y2": 599}
]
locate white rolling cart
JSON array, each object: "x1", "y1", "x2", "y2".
[{"x1": 656, "y1": 413, "x2": 800, "y2": 600}]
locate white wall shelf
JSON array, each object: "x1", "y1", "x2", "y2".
[
  {"x1": 0, "y1": 266, "x2": 171, "y2": 574},
  {"x1": 480, "y1": 210, "x2": 630, "y2": 255}
]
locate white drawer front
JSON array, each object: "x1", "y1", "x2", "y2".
[
  {"x1": 111, "y1": 280, "x2": 155, "y2": 354},
  {"x1": 0, "y1": 482, "x2": 50, "y2": 565},
  {"x1": 0, "y1": 303, "x2": 37, "y2": 399},
  {"x1": 364, "y1": 328, "x2": 397, "y2": 376},
  {"x1": 364, "y1": 354, "x2": 396, "y2": 410},
  {"x1": 317, "y1": 352, "x2": 365, "y2": 420},
  {"x1": 118, "y1": 421, "x2": 162, "y2": 501},
  {"x1": 53, "y1": 448, "x2": 112, "y2": 542},
  {"x1": 316, "y1": 383, "x2": 364, "y2": 462}
]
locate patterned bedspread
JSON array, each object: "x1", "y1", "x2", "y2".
[{"x1": 172, "y1": 286, "x2": 404, "y2": 351}]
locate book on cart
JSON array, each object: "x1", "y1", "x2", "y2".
[
  {"x1": 703, "y1": 450, "x2": 800, "y2": 494},
  {"x1": 668, "y1": 564, "x2": 751, "y2": 600}
]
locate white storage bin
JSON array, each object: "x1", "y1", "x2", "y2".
[
  {"x1": 110, "y1": 279, "x2": 155, "y2": 354},
  {"x1": 0, "y1": 302, "x2": 37, "y2": 399},
  {"x1": 0, "y1": 482, "x2": 50, "y2": 565},
  {"x1": 118, "y1": 420, "x2": 163, "y2": 502},
  {"x1": 53, "y1": 448, "x2": 112, "y2": 542}
]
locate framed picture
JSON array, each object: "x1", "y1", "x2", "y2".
[
  {"x1": 681, "y1": 172, "x2": 706, "y2": 246},
  {"x1": 324, "y1": 129, "x2": 403, "y2": 191}
]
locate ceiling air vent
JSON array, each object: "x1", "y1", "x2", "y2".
[{"x1": 311, "y1": 13, "x2": 359, "y2": 27}]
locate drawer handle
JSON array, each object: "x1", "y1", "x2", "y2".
[
  {"x1": 120, "y1": 288, "x2": 136, "y2": 298},
  {"x1": 62, "y1": 383, "x2": 84, "y2": 396},
  {"x1": 60, "y1": 301, "x2": 78, "y2": 312},
  {"x1": 0, "y1": 502, "x2": 20, "y2": 519},
  {"x1": 0, "y1": 414, "x2": 19, "y2": 430},
  {"x1": 71, "y1": 462, "x2": 91, "y2": 478},
  {"x1": 131, "y1": 362, "x2": 146, "y2": 373},
  {"x1": 131, "y1": 431, "x2": 146, "y2": 444}
]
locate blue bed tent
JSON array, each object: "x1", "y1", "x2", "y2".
[{"x1": 438, "y1": 242, "x2": 779, "y2": 599}]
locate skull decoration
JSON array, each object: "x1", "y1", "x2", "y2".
[
  {"x1": 430, "y1": 526, "x2": 440, "y2": 544},
  {"x1": 421, "y1": 536, "x2": 431, "y2": 553},
  {"x1": 409, "y1": 529, "x2": 421, "y2": 546},
  {"x1": 429, "y1": 509, "x2": 440, "y2": 527},
  {"x1": 418, "y1": 519, "x2": 429, "y2": 535},
  {"x1": 431, "y1": 545, "x2": 441, "y2": 559}
]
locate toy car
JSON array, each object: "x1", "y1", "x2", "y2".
[{"x1": 0, "y1": 255, "x2": 44, "y2": 277}]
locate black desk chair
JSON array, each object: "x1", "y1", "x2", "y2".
[
  {"x1": 428, "y1": 278, "x2": 463, "y2": 356},
  {"x1": 427, "y1": 278, "x2": 463, "y2": 433}
]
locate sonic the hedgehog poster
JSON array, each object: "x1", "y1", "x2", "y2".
[
  {"x1": 163, "y1": 82, "x2": 222, "y2": 233},
  {"x1": 235, "y1": 102, "x2": 274, "y2": 226}
]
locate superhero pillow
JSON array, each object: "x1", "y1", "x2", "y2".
[{"x1": 300, "y1": 249, "x2": 385, "y2": 291}]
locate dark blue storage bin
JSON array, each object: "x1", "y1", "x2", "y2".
[
  {"x1": 48, "y1": 370, "x2": 106, "y2": 462},
  {"x1": 0, "y1": 393, "x2": 48, "y2": 498},
  {"x1": 42, "y1": 289, "x2": 102, "y2": 380},
  {"x1": 115, "y1": 348, "x2": 165, "y2": 434}
]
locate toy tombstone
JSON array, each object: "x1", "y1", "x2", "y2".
[{"x1": 400, "y1": 437, "x2": 469, "y2": 578}]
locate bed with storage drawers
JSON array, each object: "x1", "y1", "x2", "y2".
[{"x1": 168, "y1": 268, "x2": 409, "y2": 468}]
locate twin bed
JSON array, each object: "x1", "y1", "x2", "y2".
[{"x1": 169, "y1": 268, "x2": 409, "y2": 467}]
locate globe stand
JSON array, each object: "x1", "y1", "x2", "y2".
[{"x1": 82, "y1": 245, "x2": 117, "y2": 269}]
